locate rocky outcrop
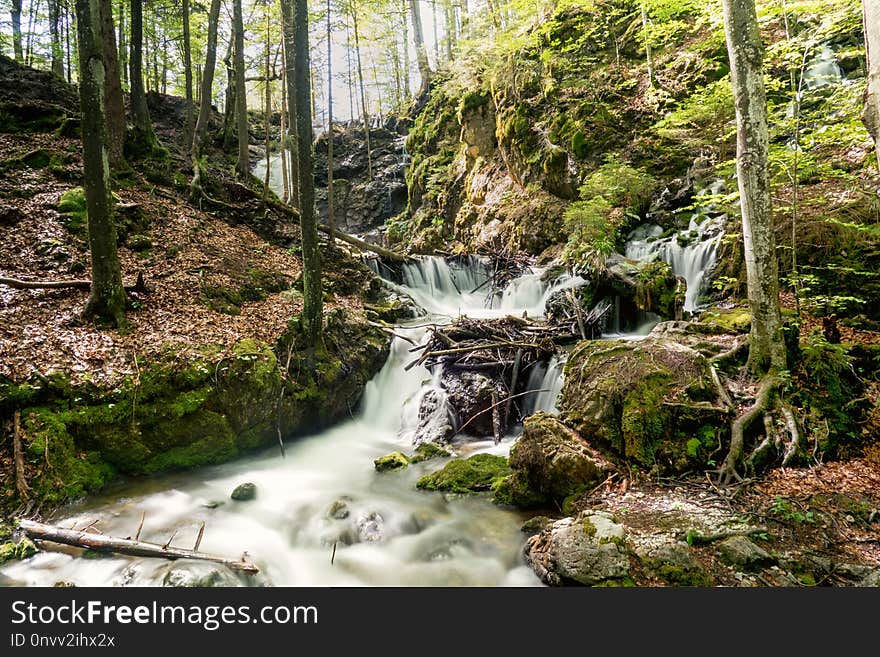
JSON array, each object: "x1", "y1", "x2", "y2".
[{"x1": 558, "y1": 337, "x2": 730, "y2": 474}]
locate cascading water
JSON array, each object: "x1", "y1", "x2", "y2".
[
  {"x1": 2, "y1": 256, "x2": 582, "y2": 588},
  {"x1": 252, "y1": 150, "x2": 289, "y2": 199},
  {"x1": 802, "y1": 45, "x2": 844, "y2": 90},
  {"x1": 522, "y1": 356, "x2": 566, "y2": 416},
  {"x1": 625, "y1": 181, "x2": 726, "y2": 312}
]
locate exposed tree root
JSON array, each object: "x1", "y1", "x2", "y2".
[{"x1": 718, "y1": 375, "x2": 780, "y2": 484}]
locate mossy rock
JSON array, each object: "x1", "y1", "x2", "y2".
[
  {"x1": 374, "y1": 452, "x2": 409, "y2": 472},
  {"x1": 416, "y1": 454, "x2": 511, "y2": 494},
  {"x1": 559, "y1": 338, "x2": 729, "y2": 473},
  {"x1": 231, "y1": 482, "x2": 257, "y2": 501},
  {"x1": 409, "y1": 442, "x2": 450, "y2": 464},
  {"x1": 0, "y1": 538, "x2": 38, "y2": 564},
  {"x1": 693, "y1": 306, "x2": 751, "y2": 334}
]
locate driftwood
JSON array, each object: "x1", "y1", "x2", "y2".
[{"x1": 18, "y1": 519, "x2": 259, "y2": 575}]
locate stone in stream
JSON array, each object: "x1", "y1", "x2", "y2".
[
  {"x1": 374, "y1": 452, "x2": 409, "y2": 472},
  {"x1": 356, "y1": 512, "x2": 385, "y2": 543},
  {"x1": 526, "y1": 511, "x2": 631, "y2": 586},
  {"x1": 159, "y1": 561, "x2": 242, "y2": 587},
  {"x1": 0, "y1": 538, "x2": 38, "y2": 564},
  {"x1": 230, "y1": 482, "x2": 257, "y2": 501},
  {"x1": 327, "y1": 498, "x2": 352, "y2": 520}
]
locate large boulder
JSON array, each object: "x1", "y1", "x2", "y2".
[
  {"x1": 558, "y1": 338, "x2": 730, "y2": 474},
  {"x1": 496, "y1": 412, "x2": 614, "y2": 508},
  {"x1": 416, "y1": 454, "x2": 511, "y2": 495},
  {"x1": 525, "y1": 511, "x2": 631, "y2": 586}
]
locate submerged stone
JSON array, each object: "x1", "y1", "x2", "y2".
[
  {"x1": 230, "y1": 482, "x2": 257, "y2": 501},
  {"x1": 374, "y1": 452, "x2": 409, "y2": 472}
]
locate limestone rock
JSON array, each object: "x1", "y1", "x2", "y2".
[{"x1": 715, "y1": 535, "x2": 775, "y2": 570}]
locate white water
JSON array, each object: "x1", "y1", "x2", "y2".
[
  {"x1": 522, "y1": 356, "x2": 566, "y2": 416},
  {"x1": 625, "y1": 182, "x2": 725, "y2": 312},
  {"x1": 2, "y1": 257, "x2": 582, "y2": 587},
  {"x1": 802, "y1": 45, "x2": 844, "y2": 90},
  {"x1": 252, "y1": 150, "x2": 289, "y2": 200}
]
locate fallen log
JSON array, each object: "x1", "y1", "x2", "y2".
[
  {"x1": 0, "y1": 274, "x2": 150, "y2": 294},
  {"x1": 17, "y1": 519, "x2": 259, "y2": 575}
]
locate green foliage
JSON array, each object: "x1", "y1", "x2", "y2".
[
  {"x1": 56, "y1": 187, "x2": 88, "y2": 238},
  {"x1": 770, "y1": 496, "x2": 817, "y2": 525}
]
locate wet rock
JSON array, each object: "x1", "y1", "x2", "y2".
[
  {"x1": 501, "y1": 412, "x2": 615, "y2": 507},
  {"x1": 520, "y1": 516, "x2": 553, "y2": 536},
  {"x1": 201, "y1": 501, "x2": 224, "y2": 509},
  {"x1": 715, "y1": 536, "x2": 775, "y2": 571},
  {"x1": 412, "y1": 388, "x2": 454, "y2": 446},
  {"x1": 526, "y1": 511, "x2": 630, "y2": 586},
  {"x1": 440, "y1": 370, "x2": 509, "y2": 438},
  {"x1": 0, "y1": 538, "x2": 38, "y2": 564},
  {"x1": 356, "y1": 512, "x2": 385, "y2": 543},
  {"x1": 416, "y1": 454, "x2": 511, "y2": 495},
  {"x1": 409, "y1": 442, "x2": 450, "y2": 464},
  {"x1": 638, "y1": 540, "x2": 713, "y2": 586},
  {"x1": 327, "y1": 498, "x2": 351, "y2": 520},
  {"x1": 374, "y1": 452, "x2": 409, "y2": 472},
  {"x1": 559, "y1": 337, "x2": 729, "y2": 474},
  {"x1": 230, "y1": 482, "x2": 257, "y2": 501},
  {"x1": 160, "y1": 562, "x2": 242, "y2": 587},
  {"x1": 53, "y1": 581, "x2": 75, "y2": 587}
]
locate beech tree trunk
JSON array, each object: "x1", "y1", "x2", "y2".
[
  {"x1": 409, "y1": 0, "x2": 432, "y2": 95},
  {"x1": 129, "y1": 0, "x2": 157, "y2": 150},
  {"x1": 190, "y1": 0, "x2": 221, "y2": 198},
  {"x1": 864, "y1": 0, "x2": 880, "y2": 172},
  {"x1": 99, "y1": 0, "x2": 125, "y2": 167},
  {"x1": 182, "y1": 0, "x2": 194, "y2": 145},
  {"x1": 232, "y1": 0, "x2": 250, "y2": 180},
  {"x1": 49, "y1": 0, "x2": 64, "y2": 77},
  {"x1": 280, "y1": 0, "x2": 299, "y2": 207},
  {"x1": 326, "y1": 0, "x2": 335, "y2": 239},
  {"x1": 721, "y1": 0, "x2": 786, "y2": 373},
  {"x1": 288, "y1": 0, "x2": 323, "y2": 345},
  {"x1": 351, "y1": 3, "x2": 373, "y2": 179},
  {"x1": 117, "y1": 0, "x2": 127, "y2": 87},
  {"x1": 11, "y1": 0, "x2": 23, "y2": 60},
  {"x1": 74, "y1": 0, "x2": 126, "y2": 326}
]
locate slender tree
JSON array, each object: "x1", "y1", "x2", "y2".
[
  {"x1": 129, "y1": 0, "x2": 158, "y2": 151},
  {"x1": 718, "y1": 0, "x2": 789, "y2": 483},
  {"x1": 280, "y1": 39, "x2": 291, "y2": 203},
  {"x1": 280, "y1": 0, "x2": 299, "y2": 206},
  {"x1": 117, "y1": 0, "x2": 127, "y2": 87},
  {"x1": 326, "y1": 0, "x2": 335, "y2": 241},
  {"x1": 864, "y1": 0, "x2": 880, "y2": 172},
  {"x1": 99, "y1": 0, "x2": 125, "y2": 167},
  {"x1": 401, "y1": 0, "x2": 410, "y2": 99},
  {"x1": 11, "y1": 0, "x2": 23, "y2": 60},
  {"x1": 284, "y1": 0, "x2": 323, "y2": 344},
  {"x1": 74, "y1": 0, "x2": 127, "y2": 326},
  {"x1": 49, "y1": 0, "x2": 64, "y2": 77},
  {"x1": 351, "y1": 1, "x2": 373, "y2": 179},
  {"x1": 182, "y1": 0, "x2": 194, "y2": 145},
  {"x1": 190, "y1": 0, "x2": 221, "y2": 199},
  {"x1": 409, "y1": 0, "x2": 431, "y2": 95},
  {"x1": 263, "y1": 2, "x2": 271, "y2": 198},
  {"x1": 232, "y1": 0, "x2": 250, "y2": 179}
]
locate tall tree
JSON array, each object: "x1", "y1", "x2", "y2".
[
  {"x1": 284, "y1": 0, "x2": 323, "y2": 344},
  {"x1": 74, "y1": 0, "x2": 127, "y2": 326},
  {"x1": 400, "y1": 0, "x2": 410, "y2": 99},
  {"x1": 11, "y1": 0, "x2": 23, "y2": 60},
  {"x1": 351, "y1": 1, "x2": 372, "y2": 179},
  {"x1": 117, "y1": 0, "x2": 127, "y2": 87},
  {"x1": 326, "y1": 0, "x2": 335, "y2": 240},
  {"x1": 409, "y1": 0, "x2": 431, "y2": 95},
  {"x1": 182, "y1": 0, "x2": 194, "y2": 144},
  {"x1": 232, "y1": 0, "x2": 250, "y2": 179},
  {"x1": 864, "y1": 0, "x2": 880, "y2": 172},
  {"x1": 129, "y1": 0, "x2": 158, "y2": 151},
  {"x1": 280, "y1": 0, "x2": 299, "y2": 206},
  {"x1": 718, "y1": 0, "x2": 789, "y2": 482},
  {"x1": 99, "y1": 0, "x2": 126, "y2": 167},
  {"x1": 49, "y1": 0, "x2": 64, "y2": 77},
  {"x1": 190, "y1": 0, "x2": 222, "y2": 199}
]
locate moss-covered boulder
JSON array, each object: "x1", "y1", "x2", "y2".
[
  {"x1": 416, "y1": 453, "x2": 511, "y2": 494},
  {"x1": 637, "y1": 540, "x2": 714, "y2": 586},
  {"x1": 559, "y1": 338, "x2": 730, "y2": 473},
  {"x1": 230, "y1": 482, "x2": 257, "y2": 501},
  {"x1": 498, "y1": 412, "x2": 614, "y2": 508},
  {"x1": 374, "y1": 452, "x2": 409, "y2": 472},
  {"x1": 409, "y1": 442, "x2": 450, "y2": 464},
  {"x1": 526, "y1": 511, "x2": 631, "y2": 587},
  {"x1": 0, "y1": 538, "x2": 38, "y2": 564}
]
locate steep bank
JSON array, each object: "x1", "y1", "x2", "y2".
[{"x1": 0, "y1": 55, "x2": 391, "y2": 518}]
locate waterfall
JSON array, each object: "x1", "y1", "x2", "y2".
[
  {"x1": 625, "y1": 182, "x2": 725, "y2": 312},
  {"x1": 522, "y1": 356, "x2": 565, "y2": 416},
  {"x1": 252, "y1": 149, "x2": 289, "y2": 199},
  {"x1": 802, "y1": 45, "x2": 844, "y2": 90}
]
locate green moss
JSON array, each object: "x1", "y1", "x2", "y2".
[
  {"x1": 695, "y1": 307, "x2": 752, "y2": 334},
  {"x1": 621, "y1": 374, "x2": 671, "y2": 466},
  {"x1": 0, "y1": 538, "x2": 38, "y2": 564},
  {"x1": 417, "y1": 454, "x2": 512, "y2": 494},
  {"x1": 374, "y1": 452, "x2": 410, "y2": 472},
  {"x1": 0, "y1": 102, "x2": 67, "y2": 133},
  {"x1": 409, "y1": 443, "x2": 450, "y2": 464},
  {"x1": 491, "y1": 473, "x2": 546, "y2": 508},
  {"x1": 56, "y1": 187, "x2": 88, "y2": 238}
]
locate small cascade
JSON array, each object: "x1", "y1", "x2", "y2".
[
  {"x1": 522, "y1": 356, "x2": 565, "y2": 416},
  {"x1": 802, "y1": 45, "x2": 844, "y2": 90},
  {"x1": 252, "y1": 149, "x2": 290, "y2": 200},
  {"x1": 625, "y1": 181, "x2": 726, "y2": 312}
]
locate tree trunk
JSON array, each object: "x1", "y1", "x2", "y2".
[
  {"x1": 100, "y1": 0, "x2": 125, "y2": 168},
  {"x1": 117, "y1": 0, "x2": 127, "y2": 88},
  {"x1": 431, "y1": 0, "x2": 439, "y2": 66},
  {"x1": 222, "y1": 37, "x2": 236, "y2": 149},
  {"x1": 409, "y1": 0, "x2": 432, "y2": 95},
  {"x1": 280, "y1": 40, "x2": 291, "y2": 203},
  {"x1": 640, "y1": 1, "x2": 653, "y2": 88},
  {"x1": 190, "y1": 0, "x2": 221, "y2": 198},
  {"x1": 232, "y1": 0, "x2": 250, "y2": 180},
  {"x1": 460, "y1": 0, "x2": 468, "y2": 38},
  {"x1": 401, "y1": 0, "x2": 410, "y2": 99},
  {"x1": 65, "y1": 1, "x2": 72, "y2": 82},
  {"x1": 74, "y1": 0, "x2": 127, "y2": 326},
  {"x1": 326, "y1": 0, "x2": 335, "y2": 240},
  {"x1": 11, "y1": 0, "x2": 23, "y2": 61},
  {"x1": 721, "y1": 0, "x2": 786, "y2": 373},
  {"x1": 346, "y1": 21, "x2": 355, "y2": 121},
  {"x1": 287, "y1": 0, "x2": 323, "y2": 345},
  {"x1": 864, "y1": 0, "x2": 880, "y2": 173},
  {"x1": 351, "y1": 3, "x2": 373, "y2": 179},
  {"x1": 444, "y1": 0, "x2": 454, "y2": 62},
  {"x1": 182, "y1": 0, "x2": 194, "y2": 146},
  {"x1": 49, "y1": 0, "x2": 64, "y2": 77},
  {"x1": 25, "y1": 0, "x2": 40, "y2": 66},
  {"x1": 129, "y1": 0, "x2": 158, "y2": 152},
  {"x1": 264, "y1": 4, "x2": 271, "y2": 198},
  {"x1": 280, "y1": 0, "x2": 299, "y2": 207}
]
